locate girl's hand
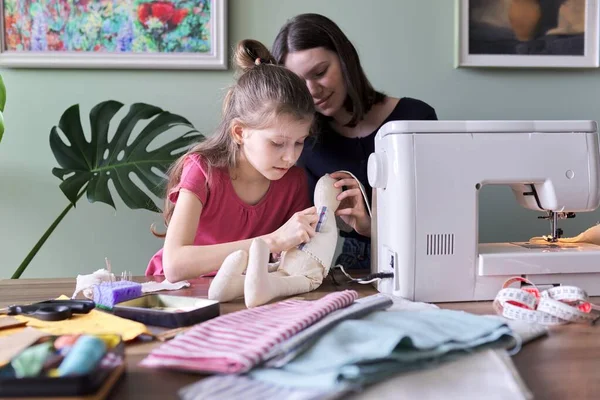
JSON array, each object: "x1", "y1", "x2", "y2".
[
  {"x1": 330, "y1": 172, "x2": 371, "y2": 237},
  {"x1": 265, "y1": 206, "x2": 318, "y2": 252}
]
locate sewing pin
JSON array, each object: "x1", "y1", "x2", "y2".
[{"x1": 105, "y1": 257, "x2": 113, "y2": 286}]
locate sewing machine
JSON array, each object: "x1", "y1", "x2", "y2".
[{"x1": 367, "y1": 120, "x2": 600, "y2": 302}]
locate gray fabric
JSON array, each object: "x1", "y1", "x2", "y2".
[{"x1": 178, "y1": 375, "x2": 346, "y2": 400}]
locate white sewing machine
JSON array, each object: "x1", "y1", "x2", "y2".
[{"x1": 367, "y1": 120, "x2": 600, "y2": 302}]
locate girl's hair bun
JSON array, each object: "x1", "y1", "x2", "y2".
[{"x1": 233, "y1": 39, "x2": 276, "y2": 73}]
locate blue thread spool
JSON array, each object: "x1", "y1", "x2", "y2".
[{"x1": 57, "y1": 335, "x2": 106, "y2": 377}]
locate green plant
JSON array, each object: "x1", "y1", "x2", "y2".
[
  {"x1": 0, "y1": 74, "x2": 6, "y2": 143},
  {"x1": 11, "y1": 100, "x2": 203, "y2": 279}
]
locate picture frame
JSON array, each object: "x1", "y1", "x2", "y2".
[
  {"x1": 455, "y1": 0, "x2": 599, "y2": 68},
  {"x1": 0, "y1": 0, "x2": 228, "y2": 70}
]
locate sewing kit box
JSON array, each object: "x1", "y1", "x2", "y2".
[
  {"x1": 112, "y1": 294, "x2": 220, "y2": 328},
  {"x1": 0, "y1": 333, "x2": 125, "y2": 399}
]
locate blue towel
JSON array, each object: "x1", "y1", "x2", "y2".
[{"x1": 249, "y1": 309, "x2": 516, "y2": 390}]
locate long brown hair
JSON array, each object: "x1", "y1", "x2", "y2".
[
  {"x1": 272, "y1": 13, "x2": 384, "y2": 128},
  {"x1": 152, "y1": 39, "x2": 315, "y2": 237}
]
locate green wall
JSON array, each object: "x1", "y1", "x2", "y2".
[{"x1": 2, "y1": 0, "x2": 600, "y2": 279}]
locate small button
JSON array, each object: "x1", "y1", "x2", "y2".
[{"x1": 565, "y1": 170, "x2": 575, "y2": 179}]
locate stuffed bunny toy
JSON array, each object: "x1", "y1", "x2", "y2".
[{"x1": 208, "y1": 173, "x2": 342, "y2": 308}]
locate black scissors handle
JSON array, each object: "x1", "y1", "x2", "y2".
[
  {"x1": 6, "y1": 299, "x2": 95, "y2": 321},
  {"x1": 36, "y1": 299, "x2": 95, "y2": 314},
  {"x1": 7, "y1": 304, "x2": 73, "y2": 321}
]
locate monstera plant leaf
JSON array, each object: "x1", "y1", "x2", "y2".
[
  {"x1": 0, "y1": 74, "x2": 6, "y2": 143},
  {"x1": 50, "y1": 100, "x2": 203, "y2": 212},
  {"x1": 11, "y1": 100, "x2": 203, "y2": 279}
]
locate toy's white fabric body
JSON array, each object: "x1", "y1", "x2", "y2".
[
  {"x1": 208, "y1": 174, "x2": 341, "y2": 308},
  {"x1": 72, "y1": 268, "x2": 115, "y2": 299}
]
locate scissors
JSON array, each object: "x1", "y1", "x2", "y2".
[{"x1": 0, "y1": 299, "x2": 95, "y2": 321}]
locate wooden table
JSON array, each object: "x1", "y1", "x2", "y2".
[{"x1": 1, "y1": 276, "x2": 599, "y2": 400}]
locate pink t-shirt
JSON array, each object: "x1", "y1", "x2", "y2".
[{"x1": 146, "y1": 153, "x2": 311, "y2": 276}]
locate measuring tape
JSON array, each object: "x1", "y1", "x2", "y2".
[{"x1": 493, "y1": 276, "x2": 600, "y2": 325}]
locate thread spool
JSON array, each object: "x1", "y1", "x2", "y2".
[{"x1": 57, "y1": 335, "x2": 106, "y2": 377}]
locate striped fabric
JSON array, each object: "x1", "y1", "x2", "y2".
[{"x1": 139, "y1": 290, "x2": 358, "y2": 374}]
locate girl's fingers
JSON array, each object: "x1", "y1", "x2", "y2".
[
  {"x1": 301, "y1": 232, "x2": 309, "y2": 243},
  {"x1": 300, "y1": 206, "x2": 317, "y2": 215},
  {"x1": 304, "y1": 231, "x2": 315, "y2": 242},
  {"x1": 301, "y1": 221, "x2": 316, "y2": 236},
  {"x1": 306, "y1": 214, "x2": 319, "y2": 224},
  {"x1": 299, "y1": 213, "x2": 319, "y2": 224}
]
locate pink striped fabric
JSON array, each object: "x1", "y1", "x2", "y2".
[{"x1": 139, "y1": 290, "x2": 358, "y2": 373}]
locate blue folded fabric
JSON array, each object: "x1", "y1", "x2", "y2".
[
  {"x1": 249, "y1": 309, "x2": 516, "y2": 390},
  {"x1": 262, "y1": 294, "x2": 393, "y2": 368}
]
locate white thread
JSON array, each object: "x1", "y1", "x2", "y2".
[
  {"x1": 332, "y1": 264, "x2": 387, "y2": 285},
  {"x1": 327, "y1": 171, "x2": 375, "y2": 282},
  {"x1": 335, "y1": 170, "x2": 372, "y2": 218},
  {"x1": 335, "y1": 264, "x2": 355, "y2": 280}
]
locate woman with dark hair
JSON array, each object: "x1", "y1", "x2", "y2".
[{"x1": 272, "y1": 13, "x2": 438, "y2": 270}]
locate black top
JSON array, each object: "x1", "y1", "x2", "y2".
[{"x1": 298, "y1": 97, "x2": 438, "y2": 242}]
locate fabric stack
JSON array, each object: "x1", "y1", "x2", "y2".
[{"x1": 139, "y1": 290, "x2": 534, "y2": 400}]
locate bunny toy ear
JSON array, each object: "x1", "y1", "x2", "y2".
[{"x1": 313, "y1": 174, "x2": 342, "y2": 210}]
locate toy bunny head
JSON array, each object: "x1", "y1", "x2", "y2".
[{"x1": 314, "y1": 174, "x2": 342, "y2": 211}]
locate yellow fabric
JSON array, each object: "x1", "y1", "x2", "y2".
[{"x1": 0, "y1": 295, "x2": 150, "y2": 341}]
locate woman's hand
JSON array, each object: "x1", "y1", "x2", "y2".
[
  {"x1": 330, "y1": 171, "x2": 371, "y2": 237},
  {"x1": 264, "y1": 206, "x2": 318, "y2": 252}
]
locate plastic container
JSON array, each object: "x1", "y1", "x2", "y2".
[
  {"x1": 112, "y1": 294, "x2": 220, "y2": 328},
  {"x1": 0, "y1": 333, "x2": 125, "y2": 398}
]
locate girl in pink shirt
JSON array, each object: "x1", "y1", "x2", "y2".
[{"x1": 146, "y1": 39, "x2": 318, "y2": 282}]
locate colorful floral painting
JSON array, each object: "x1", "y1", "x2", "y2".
[{"x1": 3, "y1": 0, "x2": 212, "y2": 53}]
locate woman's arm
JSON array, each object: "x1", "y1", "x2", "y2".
[{"x1": 162, "y1": 189, "x2": 318, "y2": 282}]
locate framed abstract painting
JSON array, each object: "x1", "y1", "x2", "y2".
[
  {"x1": 455, "y1": 0, "x2": 599, "y2": 68},
  {"x1": 0, "y1": 0, "x2": 227, "y2": 70}
]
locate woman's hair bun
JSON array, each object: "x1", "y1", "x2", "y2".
[{"x1": 233, "y1": 39, "x2": 277, "y2": 73}]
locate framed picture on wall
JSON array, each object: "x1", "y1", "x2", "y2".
[
  {"x1": 0, "y1": 0, "x2": 228, "y2": 70},
  {"x1": 455, "y1": 0, "x2": 599, "y2": 68}
]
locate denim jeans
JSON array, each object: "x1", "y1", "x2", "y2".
[{"x1": 334, "y1": 238, "x2": 370, "y2": 270}]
